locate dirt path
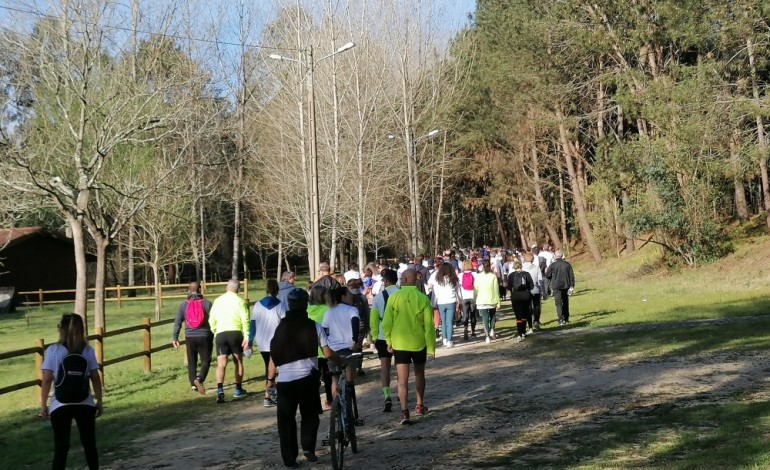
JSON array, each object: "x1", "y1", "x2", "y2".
[{"x1": 105, "y1": 315, "x2": 770, "y2": 469}]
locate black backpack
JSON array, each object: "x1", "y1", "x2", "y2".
[
  {"x1": 512, "y1": 272, "x2": 529, "y2": 292},
  {"x1": 54, "y1": 353, "x2": 90, "y2": 403}
]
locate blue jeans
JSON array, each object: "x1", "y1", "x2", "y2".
[{"x1": 438, "y1": 303, "x2": 456, "y2": 341}]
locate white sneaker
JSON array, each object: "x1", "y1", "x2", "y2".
[
  {"x1": 485, "y1": 336, "x2": 491, "y2": 344},
  {"x1": 442, "y1": 338, "x2": 447, "y2": 346},
  {"x1": 489, "y1": 329, "x2": 495, "y2": 339},
  {"x1": 446, "y1": 340, "x2": 453, "y2": 348},
  {"x1": 526, "y1": 328, "x2": 534, "y2": 335}
]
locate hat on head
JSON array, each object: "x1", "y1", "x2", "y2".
[{"x1": 286, "y1": 287, "x2": 309, "y2": 305}]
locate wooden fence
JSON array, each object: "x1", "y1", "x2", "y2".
[
  {"x1": 17, "y1": 280, "x2": 250, "y2": 309},
  {"x1": 0, "y1": 317, "x2": 180, "y2": 405}
]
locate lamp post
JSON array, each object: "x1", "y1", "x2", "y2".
[
  {"x1": 388, "y1": 129, "x2": 440, "y2": 254},
  {"x1": 270, "y1": 42, "x2": 355, "y2": 277}
]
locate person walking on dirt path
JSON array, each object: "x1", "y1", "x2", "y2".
[
  {"x1": 209, "y1": 278, "x2": 250, "y2": 403},
  {"x1": 545, "y1": 249, "x2": 575, "y2": 326},
  {"x1": 267, "y1": 288, "x2": 344, "y2": 468},
  {"x1": 369, "y1": 268, "x2": 399, "y2": 412},
  {"x1": 276, "y1": 271, "x2": 296, "y2": 307},
  {"x1": 521, "y1": 253, "x2": 543, "y2": 332},
  {"x1": 475, "y1": 259, "x2": 501, "y2": 343},
  {"x1": 312, "y1": 261, "x2": 341, "y2": 291},
  {"x1": 248, "y1": 279, "x2": 286, "y2": 407},
  {"x1": 40, "y1": 313, "x2": 103, "y2": 470},
  {"x1": 307, "y1": 285, "x2": 334, "y2": 411},
  {"x1": 382, "y1": 268, "x2": 435, "y2": 425},
  {"x1": 172, "y1": 281, "x2": 213, "y2": 395},
  {"x1": 507, "y1": 260, "x2": 534, "y2": 342}
]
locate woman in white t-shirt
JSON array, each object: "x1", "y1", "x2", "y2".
[
  {"x1": 40, "y1": 313, "x2": 103, "y2": 470},
  {"x1": 428, "y1": 262, "x2": 462, "y2": 347},
  {"x1": 458, "y1": 260, "x2": 478, "y2": 341},
  {"x1": 322, "y1": 286, "x2": 361, "y2": 394}
]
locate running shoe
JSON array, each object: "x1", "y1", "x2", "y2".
[
  {"x1": 533, "y1": 322, "x2": 541, "y2": 331},
  {"x1": 526, "y1": 328, "x2": 534, "y2": 335},
  {"x1": 399, "y1": 409, "x2": 411, "y2": 425},
  {"x1": 383, "y1": 397, "x2": 393, "y2": 413},
  {"x1": 489, "y1": 329, "x2": 496, "y2": 339},
  {"x1": 263, "y1": 398, "x2": 277, "y2": 408},
  {"x1": 485, "y1": 336, "x2": 491, "y2": 344},
  {"x1": 191, "y1": 385, "x2": 198, "y2": 393},
  {"x1": 414, "y1": 403, "x2": 429, "y2": 416},
  {"x1": 323, "y1": 400, "x2": 332, "y2": 411},
  {"x1": 514, "y1": 335, "x2": 525, "y2": 343},
  {"x1": 216, "y1": 389, "x2": 225, "y2": 404},
  {"x1": 303, "y1": 451, "x2": 318, "y2": 463},
  {"x1": 233, "y1": 388, "x2": 247, "y2": 399},
  {"x1": 193, "y1": 378, "x2": 206, "y2": 396},
  {"x1": 446, "y1": 340, "x2": 454, "y2": 348}
]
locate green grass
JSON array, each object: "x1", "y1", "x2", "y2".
[{"x1": 0, "y1": 282, "x2": 268, "y2": 469}]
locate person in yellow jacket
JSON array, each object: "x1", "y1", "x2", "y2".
[
  {"x1": 382, "y1": 269, "x2": 434, "y2": 425},
  {"x1": 474, "y1": 259, "x2": 501, "y2": 343},
  {"x1": 209, "y1": 278, "x2": 250, "y2": 403}
]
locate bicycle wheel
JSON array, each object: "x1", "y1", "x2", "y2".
[
  {"x1": 346, "y1": 390, "x2": 358, "y2": 454},
  {"x1": 330, "y1": 397, "x2": 345, "y2": 470}
]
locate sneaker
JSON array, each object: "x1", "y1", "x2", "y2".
[
  {"x1": 485, "y1": 336, "x2": 491, "y2": 344},
  {"x1": 442, "y1": 338, "x2": 447, "y2": 346},
  {"x1": 400, "y1": 409, "x2": 411, "y2": 425},
  {"x1": 383, "y1": 397, "x2": 393, "y2": 413},
  {"x1": 446, "y1": 340, "x2": 453, "y2": 348},
  {"x1": 526, "y1": 328, "x2": 534, "y2": 335},
  {"x1": 303, "y1": 451, "x2": 318, "y2": 463},
  {"x1": 534, "y1": 322, "x2": 541, "y2": 331},
  {"x1": 471, "y1": 331, "x2": 476, "y2": 338},
  {"x1": 558, "y1": 320, "x2": 565, "y2": 326},
  {"x1": 233, "y1": 388, "x2": 247, "y2": 399},
  {"x1": 191, "y1": 385, "x2": 198, "y2": 393},
  {"x1": 193, "y1": 378, "x2": 206, "y2": 396},
  {"x1": 323, "y1": 400, "x2": 332, "y2": 411},
  {"x1": 489, "y1": 329, "x2": 495, "y2": 339},
  {"x1": 414, "y1": 403, "x2": 428, "y2": 416},
  {"x1": 263, "y1": 398, "x2": 277, "y2": 408},
  {"x1": 216, "y1": 390, "x2": 225, "y2": 404},
  {"x1": 514, "y1": 335, "x2": 525, "y2": 343},
  {"x1": 463, "y1": 329, "x2": 469, "y2": 341}
]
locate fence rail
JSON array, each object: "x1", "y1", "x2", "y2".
[
  {"x1": 17, "y1": 280, "x2": 251, "y2": 309},
  {"x1": 0, "y1": 317, "x2": 181, "y2": 404}
]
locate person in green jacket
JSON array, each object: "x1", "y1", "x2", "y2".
[
  {"x1": 209, "y1": 278, "x2": 250, "y2": 403},
  {"x1": 382, "y1": 269, "x2": 435, "y2": 425}
]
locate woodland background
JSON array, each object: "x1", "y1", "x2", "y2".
[{"x1": 3, "y1": 0, "x2": 770, "y2": 327}]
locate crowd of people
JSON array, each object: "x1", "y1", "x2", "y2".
[{"x1": 38, "y1": 244, "x2": 575, "y2": 469}]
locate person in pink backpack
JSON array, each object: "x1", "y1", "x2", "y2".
[
  {"x1": 458, "y1": 260, "x2": 478, "y2": 340},
  {"x1": 172, "y1": 281, "x2": 213, "y2": 395}
]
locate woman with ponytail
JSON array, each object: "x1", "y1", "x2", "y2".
[{"x1": 40, "y1": 313, "x2": 102, "y2": 469}]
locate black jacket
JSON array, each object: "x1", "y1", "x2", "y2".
[
  {"x1": 507, "y1": 271, "x2": 534, "y2": 301},
  {"x1": 545, "y1": 259, "x2": 575, "y2": 290}
]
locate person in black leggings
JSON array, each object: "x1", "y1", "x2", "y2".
[{"x1": 40, "y1": 313, "x2": 103, "y2": 470}]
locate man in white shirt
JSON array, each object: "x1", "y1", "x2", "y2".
[
  {"x1": 343, "y1": 262, "x2": 361, "y2": 284},
  {"x1": 267, "y1": 288, "x2": 344, "y2": 467}
]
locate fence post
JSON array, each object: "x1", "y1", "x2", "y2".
[
  {"x1": 143, "y1": 318, "x2": 151, "y2": 374},
  {"x1": 95, "y1": 327, "x2": 104, "y2": 387},
  {"x1": 35, "y1": 339, "x2": 45, "y2": 405},
  {"x1": 116, "y1": 285, "x2": 122, "y2": 309},
  {"x1": 38, "y1": 289, "x2": 44, "y2": 310}
]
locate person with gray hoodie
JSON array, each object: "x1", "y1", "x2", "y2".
[{"x1": 277, "y1": 271, "x2": 296, "y2": 307}]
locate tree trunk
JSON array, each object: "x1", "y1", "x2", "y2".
[
  {"x1": 67, "y1": 213, "x2": 88, "y2": 330},
  {"x1": 127, "y1": 223, "x2": 135, "y2": 288},
  {"x1": 495, "y1": 207, "x2": 510, "y2": 248},
  {"x1": 747, "y1": 38, "x2": 770, "y2": 231},
  {"x1": 622, "y1": 190, "x2": 635, "y2": 254},
  {"x1": 434, "y1": 132, "x2": 447, "y2": 255},
  {"x1": 93, "y1": 237, "x2": 108, "y2": 331},
  {"x1": 151, "y1": 262, "x2": 161, "y2": 322},
  {"x1": 556, "y1": 107, "x2": 602, "y2": 261},
  {"x1": 731, "y1": 128, "x2": 749, "y2": 221},
  {"x1": 277, "y1": 233, "x2": 283, "y2": 282},
  {"x1": 231, "y1": 198, "x2": 241, "y2": 280},
  {"x1": 529, "y1": 142, "x2": 560, "y2": 246}
]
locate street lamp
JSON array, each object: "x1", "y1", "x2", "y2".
[{"x1": 269, "y1": 42, "x2": 355, "y2": 277}]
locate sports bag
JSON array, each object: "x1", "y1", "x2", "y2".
[
  {"x1": 54, "y1": 353, "x2": 90, "y2": 403},
  {"x1": 185, "y1": 298, "x2": 205, "y2": 328},
  {"x1": 512, "y1": 272, "x2": 529, "y2": 292},
  {"x1": 461, "y1": 272, "x2": 474, "y2": 290}
]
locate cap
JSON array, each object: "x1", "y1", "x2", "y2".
[{"x1": 286, "y1": 287, "x2": 309, "y2": 304}]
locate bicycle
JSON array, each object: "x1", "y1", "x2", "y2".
[{"x1": 323, "y1": 352, "x2": 364, "y2": 470}]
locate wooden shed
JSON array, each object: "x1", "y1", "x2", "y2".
[{"x1": 0, "y1": 227, "x2": 88, "y2": 309}]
